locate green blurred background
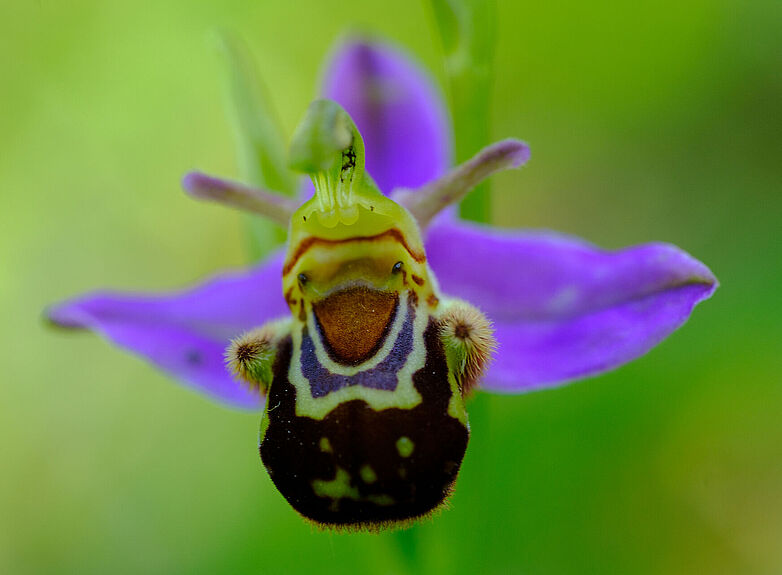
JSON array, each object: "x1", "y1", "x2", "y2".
[{"x1": 2, "y1": 0, "x2": 780, "y2": 573}]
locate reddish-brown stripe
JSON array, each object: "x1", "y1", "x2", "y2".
[
  {"x1": 283, "y1": 229, "x2": 425, "y2": 276},
  {"x1": 411, "y1": 274, "x2": 425, "y2": 286}
]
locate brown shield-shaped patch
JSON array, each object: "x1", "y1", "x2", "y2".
[{"x1": 313, "y1": 287, "x2": 399, "y2": 365}]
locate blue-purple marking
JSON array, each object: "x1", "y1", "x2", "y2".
[{"x1": 301, "y1": 301, "x2": 416, "y2": 398}]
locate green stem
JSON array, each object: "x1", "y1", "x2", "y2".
[
  {"x1": 450, "y1": 50, "x2": 493, "y2": 223},
  {"x1": 429, "y1": 0, "x2": 497, "y2": 224},
  {"x1": 393, "y1": 526, "x2": 424, "y2": 575}
]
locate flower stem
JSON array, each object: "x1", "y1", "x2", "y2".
[
  {"x1": 428, "y1": 0, "x2": 497, "y2": 224},
  {"x1": 392, "y1": 526, "x2": 424, "y2": 575},
  {"x1": 451, "y1": 68, "x2": 493, "y2": 223}
]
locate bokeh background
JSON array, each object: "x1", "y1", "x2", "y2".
[{"x1": 2, "y1": 1, "x2": 780, "y2": 573}]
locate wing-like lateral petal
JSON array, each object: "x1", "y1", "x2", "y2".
[
  {"x1": 46, "y1": 252, "x2": 288, "y2": 409},
  {"x1": 322, "y1": 38, "x2": 451, "y2": 194},
  {"x1": 425, "y1": 220, "x2": 718, "y2": 392},
  {"x1": 182, "y1": 172, "x2": 298, "y2": 226},
  {"x1": 394, "y1": 139, "x2": 530, "y2": 228}
]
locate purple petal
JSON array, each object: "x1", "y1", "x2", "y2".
[
  {"x1": 322, "y1": 39, "x2": 451, "y2": 194},
  {"x1": 47, "y1": 252, "x2": 288, "y2": 409},
  {"x1": 425, "y1": 221, "x2": 718, "y2": 392}
]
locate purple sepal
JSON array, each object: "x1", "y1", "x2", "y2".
[
  {"x1": 322, "y1": 39, "x2": 451, "y2": 194},
  {"x1": 425, "y1": 220, "x2": 718, "y2": 392},
  {"x1": 47, "y1": 252, "x2": 288, "y2": 409}
]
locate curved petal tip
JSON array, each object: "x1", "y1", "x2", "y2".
[
  {"x1": 426, "y1": 221, "x2": 718, "y2": 393},
  {"x1": 46, "y1": 256, "x2": 288, "y2": 410}
]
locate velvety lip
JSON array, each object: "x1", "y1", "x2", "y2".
[{"x1": 313, "y1": 287, "x2": 399, "y2": 365}]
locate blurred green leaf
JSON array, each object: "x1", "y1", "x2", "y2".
[
  {"x1": 428, "y1": 0, "x2": 497, "y2": 223},
  {"x1": 217, "y1": 34, "x2": 296, "y2": 260}
]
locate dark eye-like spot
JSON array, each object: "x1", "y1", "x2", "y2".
[
  {"x1": 298, "y1": 273, "x2": 308, "y2": 286},
  {"x1": 391, "y1": 261, "x2": 403, "y2": 274}
]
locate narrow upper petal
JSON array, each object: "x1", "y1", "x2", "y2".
[
  {"x1": 394, "y1": 139, "x2": 531, "y2": 229},
  {"x1": 322, "y1": 39, "x2": 451, "y2": 194},
  {"x1": 47, "y1": 252, "x2": 288, "y2": 409},
  {"x1": 425, "y1": 220, "x2": 718, "y2": 392}
]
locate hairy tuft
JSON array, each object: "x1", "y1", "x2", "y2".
[
  {"x1": 226, "y1": 326, "x2": 276, "y2": 392},
  {"x1": 440, "y1": 301, "x2": 497, "y2": 395}
]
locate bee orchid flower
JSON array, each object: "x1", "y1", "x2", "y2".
[{"x1": 47, "y1": 39, "x2": 717, "y2": 530}]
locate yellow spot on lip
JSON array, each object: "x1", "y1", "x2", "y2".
[
  {"x1": 367, "y1": 494, "x2": 394, "y2": 506},
  {"x1": 311, "y1": 467, "x2": 359, "y2": 501},
  {"x1": 396, "y1": 436, "x2": 414, "y2": 458},
  {"x1": 311, "y1": 467, "x2": 397, "y2": 511},
  {"x1": 360, "y1": 465, "x2": 377, "y2": 484}
]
